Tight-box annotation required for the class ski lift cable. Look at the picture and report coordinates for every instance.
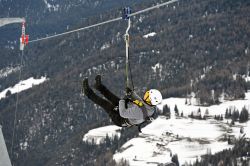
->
[29,0,178,43]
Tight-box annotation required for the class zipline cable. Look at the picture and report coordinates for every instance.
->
[29,0,178,43]
[29,17,122,43]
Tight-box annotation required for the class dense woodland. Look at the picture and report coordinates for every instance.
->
[0,0,250,165]
[193,137,250,166]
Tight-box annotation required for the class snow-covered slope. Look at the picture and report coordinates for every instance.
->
[0,66,20,79]
[159,91,250,117]
[0,77,47,100]
[0,18,24,27]
[113,91,250,165]
[83,91,250,165]
[113,117,237,166]
[143,32,156,38]
[83,125,121,144]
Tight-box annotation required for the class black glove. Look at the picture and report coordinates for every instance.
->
[126,87,133,94]
[125,87,133,100]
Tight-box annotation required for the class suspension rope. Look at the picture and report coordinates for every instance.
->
[29,0,178,43]
[125,18,131,89]
[11,50,24,162]
[129,0,178,17]
[29,17,122,43]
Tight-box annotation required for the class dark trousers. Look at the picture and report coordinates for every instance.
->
[85,85,127,127]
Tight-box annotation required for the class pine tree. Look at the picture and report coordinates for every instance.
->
[225,108,229,119]
[220,114,223,121]
[174,105,179,116]
[232,110,239,121]
[171,154,179,166]
[239,107,249,123]
[163,104,171,118]
[190,112,194,118]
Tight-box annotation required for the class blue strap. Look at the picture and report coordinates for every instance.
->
[122,7,131,20]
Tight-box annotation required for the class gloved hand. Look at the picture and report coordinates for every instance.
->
[125,87,133,100]
[126,87,133,94]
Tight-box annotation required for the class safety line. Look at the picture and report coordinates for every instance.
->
[29,0,178,43]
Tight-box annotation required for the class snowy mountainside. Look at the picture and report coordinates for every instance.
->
[0,0,250,165]
[0,18,24,27]
[83,91,250,165]
[0,76,47,100]
[83,125,121,144]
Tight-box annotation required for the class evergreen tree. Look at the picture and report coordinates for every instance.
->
[239,107,249,123]
[190,112,194,118]
[163,104,171,118]
[174,105,179,116]
[220,115,223,121]
[171,154,179,166]
[232,110,240,121]
[5,90,11,97]
[225,108,229,119]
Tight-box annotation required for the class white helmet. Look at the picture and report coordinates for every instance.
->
[143,89,163,105]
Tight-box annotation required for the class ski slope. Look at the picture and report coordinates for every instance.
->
[0,77,47,100]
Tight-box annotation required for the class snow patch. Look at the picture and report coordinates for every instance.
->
[20,141,28,150]
[0,66,20,79]
[143,32,156,38]
[100,43,110,51]
[43,0,59,11]
[152,63,162,73]
[0,76,47,100]
[83,125,121,145]
[0,18,24,27]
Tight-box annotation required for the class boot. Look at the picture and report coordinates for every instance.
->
[82,78,93,97]
[94,75,104,91]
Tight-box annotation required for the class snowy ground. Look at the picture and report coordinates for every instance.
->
[83,91,250,165]
[0,66,20,79]
[113,117,237,166]
[158,91,250,117]
[0,77,47,100]
[143,32,157,38]
[0,18,24,27]
[83,125,122,144]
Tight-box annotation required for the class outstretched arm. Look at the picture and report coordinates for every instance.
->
[126,88,143,102]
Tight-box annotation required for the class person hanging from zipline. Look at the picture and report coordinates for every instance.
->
[82,75,163,131]
[82,7,162,131]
